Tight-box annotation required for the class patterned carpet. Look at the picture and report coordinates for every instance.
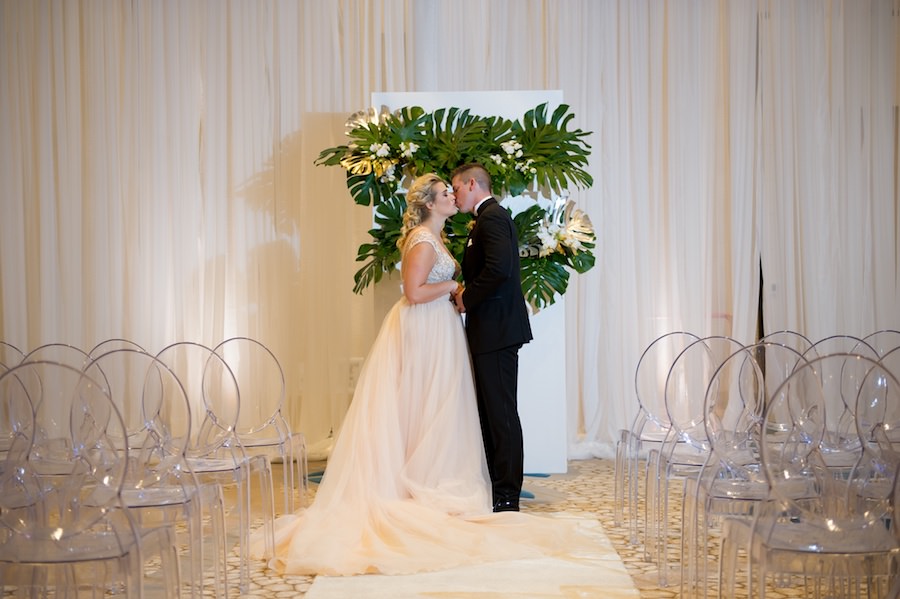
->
[235,458,808,599]
[2,458,820,598]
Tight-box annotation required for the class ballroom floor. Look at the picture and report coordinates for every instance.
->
[232,458,812,599]
[0,457,819,598]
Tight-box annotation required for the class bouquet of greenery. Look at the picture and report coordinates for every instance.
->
[315,102,596,310]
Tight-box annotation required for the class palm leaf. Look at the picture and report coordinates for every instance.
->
[520,257,570,311]
[352,195,405,293]
[318,102,596,296]
[347,173,397,206]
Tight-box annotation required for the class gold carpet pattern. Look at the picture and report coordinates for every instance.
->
[2,458,815,597]
[235,458,814,599]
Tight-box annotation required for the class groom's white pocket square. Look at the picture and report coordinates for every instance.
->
[467,239,473,247]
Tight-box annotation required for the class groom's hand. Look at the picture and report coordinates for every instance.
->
[453,285,466,313]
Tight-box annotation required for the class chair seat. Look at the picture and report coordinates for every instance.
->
[758,520,897,554]
[120,487,199,508]
[0,532,140,563]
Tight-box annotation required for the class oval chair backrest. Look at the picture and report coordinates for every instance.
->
[763,353,900,533]
[0,341,25,369]
[801,336,880,455]
[84,348,192,460]
[88,338,147,360]
[0,360,130,540]
[664,335,745,450]
[155,340,240,456]
[23,343,91,371]
[862,329,900,357]
[213,337,286,436]
[704,342,808,472]
[758,330,814,356]
[634,331,702,431]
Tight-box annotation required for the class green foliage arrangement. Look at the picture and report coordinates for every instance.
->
[315,102,596,310]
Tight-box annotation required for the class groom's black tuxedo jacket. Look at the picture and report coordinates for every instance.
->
[461,197,533,355]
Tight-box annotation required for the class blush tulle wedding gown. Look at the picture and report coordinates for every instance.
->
[253,229,592,576]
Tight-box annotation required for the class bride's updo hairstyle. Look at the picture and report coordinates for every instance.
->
[397,173,446,251]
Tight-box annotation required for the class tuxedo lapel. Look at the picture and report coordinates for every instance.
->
[463,197,495,268]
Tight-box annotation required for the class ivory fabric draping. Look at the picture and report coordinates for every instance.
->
[1,0,898,458]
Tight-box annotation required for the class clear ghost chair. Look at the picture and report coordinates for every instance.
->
[649,335,744,587]
[880,345,900,420]
[0,341,24,368]
[213,337,307,513]
[22,342,91,370]
[758,330,813,355]
[683,342,807,599]
[862,329,900,357]
[800,335,879,475]
[89,337,147,358]
[719,353,900,598]
[614,331,701,548]
[855,347,900,460]
[156,340,276,594]
[0,360,179,597]
[0,357,21,457]
[85,348,224,598]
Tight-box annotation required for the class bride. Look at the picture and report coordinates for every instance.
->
[255,173,592,576]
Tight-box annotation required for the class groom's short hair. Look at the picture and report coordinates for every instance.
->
[451,163,492,193]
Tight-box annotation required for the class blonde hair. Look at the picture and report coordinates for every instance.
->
[397,173,447,251]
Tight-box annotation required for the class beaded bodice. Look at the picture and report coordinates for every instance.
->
[406,229,458,284]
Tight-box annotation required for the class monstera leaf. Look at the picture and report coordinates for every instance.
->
[317,103,597,306]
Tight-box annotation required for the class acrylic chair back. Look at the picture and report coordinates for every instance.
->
[156,340,274,594]
[89,338,147,359]
[155,341,241,459]
[759,353,900,553]
[0,360,175,597]
[0,341,24,369]
[863,329,900,357]
[649,335,743,585]
[22,342,91,370]
[799,336,879,470]
[85,348,210,597]
[757,330,813,355]
[615,331,700,542]
[635,332,702,436]
[85,348,193,460]
[212,337,286,439]
[213,337,303,513]
[686,343,810,597]
[664,335,746,456]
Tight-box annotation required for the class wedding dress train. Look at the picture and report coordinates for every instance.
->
[253,230,593,576]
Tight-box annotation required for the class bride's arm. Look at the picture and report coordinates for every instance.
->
[402,241,458,304]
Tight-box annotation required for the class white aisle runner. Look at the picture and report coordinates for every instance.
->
[305,515,639,599]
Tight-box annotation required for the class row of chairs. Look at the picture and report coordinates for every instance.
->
[0,337,308,598]
[614,329,900,598]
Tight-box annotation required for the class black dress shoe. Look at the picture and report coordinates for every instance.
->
[493,499,519,512]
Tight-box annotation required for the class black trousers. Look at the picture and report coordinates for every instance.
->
[472,344,524,504]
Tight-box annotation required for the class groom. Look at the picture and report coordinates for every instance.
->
[451,163,533,513]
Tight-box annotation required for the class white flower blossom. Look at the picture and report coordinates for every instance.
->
[500,140,522,156]
[537,223,562,257]
[490,154,504,165]
[379,163,397,183]
[515,158,536,173]
[369,142,391,158]
[400,141,419,159]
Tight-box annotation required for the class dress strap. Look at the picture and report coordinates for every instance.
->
[406,228,440,254]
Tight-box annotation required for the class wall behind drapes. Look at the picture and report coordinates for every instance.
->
[2,0,898,458]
